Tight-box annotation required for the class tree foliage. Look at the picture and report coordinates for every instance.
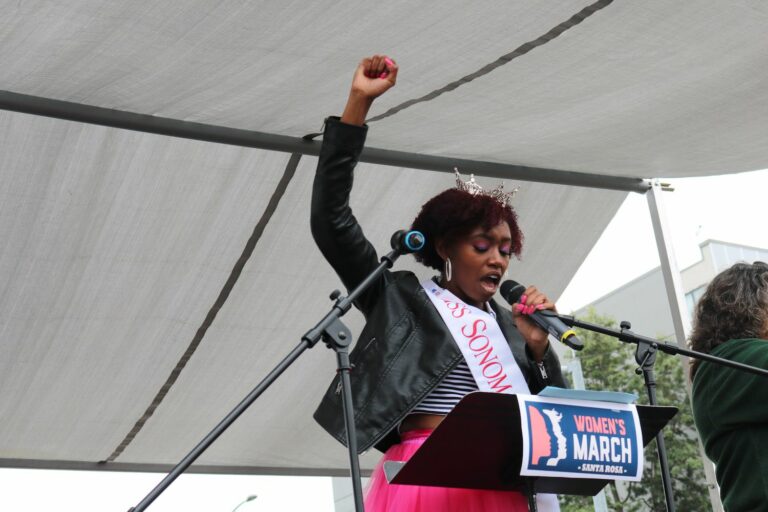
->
[558,309,710,512]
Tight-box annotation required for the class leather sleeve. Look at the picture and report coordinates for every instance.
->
[310,117,390,316]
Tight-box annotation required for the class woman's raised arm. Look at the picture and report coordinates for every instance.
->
[310,55,398,315]
[341,55,398,126]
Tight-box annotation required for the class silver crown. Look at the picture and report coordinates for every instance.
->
[454,168,518,207]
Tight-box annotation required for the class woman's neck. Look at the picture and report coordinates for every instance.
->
[438,277,482,309]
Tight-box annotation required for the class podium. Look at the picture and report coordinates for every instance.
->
[384,392,677,499]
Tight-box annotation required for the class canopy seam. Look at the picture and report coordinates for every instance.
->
[102,153,303,463]
[367,0,615,123]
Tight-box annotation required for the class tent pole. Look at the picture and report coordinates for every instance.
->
[0,90,648,193]
[646,181,723,512]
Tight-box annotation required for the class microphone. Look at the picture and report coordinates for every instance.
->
[390,230,425,254]
[499,280,584,351]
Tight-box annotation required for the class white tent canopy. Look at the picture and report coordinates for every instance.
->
[0,0,765,475]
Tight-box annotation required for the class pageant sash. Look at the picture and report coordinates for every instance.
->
[420,280,530,395]
[420,280,561,511]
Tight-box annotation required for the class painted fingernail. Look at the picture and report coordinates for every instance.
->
[379,71,389,78]
[520,294,528,304]
[526,305,536,315]
[384,57,394,66]
[536,304,545,310]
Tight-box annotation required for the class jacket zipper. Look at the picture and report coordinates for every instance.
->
[537,361,548,380]
[334,364,356,395]
[335,338,377,396]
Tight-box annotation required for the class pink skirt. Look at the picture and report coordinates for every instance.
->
[364,429,529,512]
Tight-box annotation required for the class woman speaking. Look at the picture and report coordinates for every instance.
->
[311,55,566,511]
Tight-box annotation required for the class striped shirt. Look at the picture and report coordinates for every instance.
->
[411,360,478,415]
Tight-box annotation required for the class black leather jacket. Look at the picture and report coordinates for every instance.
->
[311,117,566,454]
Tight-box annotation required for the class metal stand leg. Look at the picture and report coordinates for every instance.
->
[336,347,365,511]
[526,479,538,512]
[626,321,676,512]
[320,316,364,511]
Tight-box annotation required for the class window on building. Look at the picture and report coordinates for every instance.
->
[685,286,706,317]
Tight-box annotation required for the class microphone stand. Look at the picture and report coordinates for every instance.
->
[557,314,768,512]
[128,231,421,512]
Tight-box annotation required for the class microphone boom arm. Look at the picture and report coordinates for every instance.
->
[555,314,768,378]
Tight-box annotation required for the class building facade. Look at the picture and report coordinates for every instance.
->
[574,240,768,338]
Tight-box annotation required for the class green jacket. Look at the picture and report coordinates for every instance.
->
[692,338,768,512]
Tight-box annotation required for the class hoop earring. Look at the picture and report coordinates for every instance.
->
[444,258,452,282]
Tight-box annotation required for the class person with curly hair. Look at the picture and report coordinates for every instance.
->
[311,55,565,511]
[690,261,768,512]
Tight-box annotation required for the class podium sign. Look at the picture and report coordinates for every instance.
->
[518,395,643,481]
